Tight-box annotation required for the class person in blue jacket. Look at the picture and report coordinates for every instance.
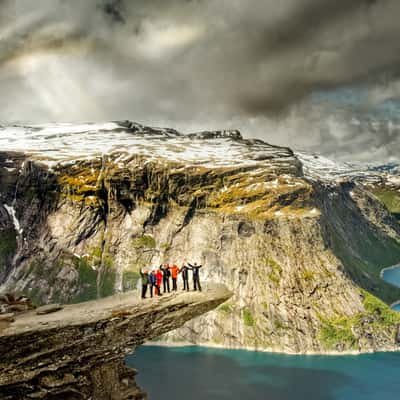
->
[148,269,157,298]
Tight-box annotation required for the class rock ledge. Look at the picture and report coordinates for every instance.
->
[0,283,231,399]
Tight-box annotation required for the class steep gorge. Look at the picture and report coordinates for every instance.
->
[1,123,400,354]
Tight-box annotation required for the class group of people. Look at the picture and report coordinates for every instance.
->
[140,261,203,299]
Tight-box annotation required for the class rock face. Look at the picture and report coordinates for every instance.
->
[0,283,231,399]
[1,121,400,354]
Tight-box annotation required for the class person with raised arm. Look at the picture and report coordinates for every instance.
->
[188,261,202,291]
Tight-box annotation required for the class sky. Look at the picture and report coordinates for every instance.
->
[0,0,399,163]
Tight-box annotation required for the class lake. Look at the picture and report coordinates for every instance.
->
[128,265,400,399]
[381,265,400,289]
[127,345,400,400]
[381,264,400,310]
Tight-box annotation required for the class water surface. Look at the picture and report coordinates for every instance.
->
[128,346,400,400]
[381,265,400,288]
[381,264,400,310]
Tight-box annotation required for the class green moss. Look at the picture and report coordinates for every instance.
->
[132,235,156,249]
[26,287,44,307]
[0,229,17,271]
[99,268,116,298]
[319,289,400,350]
[122,270,140,291]
[373,189,400,215]
[91,246,103,259]
[103,254,114,269]
[274,319,286,330]
[218,303,233,314]
[160,243,171,252]
[265,257,282,285]
[74,257,98,303]
[243,308,255,327]
[319,316,357,349]
[20,260,69,305]
[302,269,316,281]
[361,289,400,326]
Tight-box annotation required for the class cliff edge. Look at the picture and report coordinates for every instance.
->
[0,283,231,399]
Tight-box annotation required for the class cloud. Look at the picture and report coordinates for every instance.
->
[0,0,399,162]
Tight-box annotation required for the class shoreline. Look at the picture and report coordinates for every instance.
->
[380,263,400,309]
[380,263,400,279]
[144,340,400,357]
[143,264,400,357]
[390,300,400,308]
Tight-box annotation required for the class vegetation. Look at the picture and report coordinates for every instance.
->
[362,289,400,327]
[274,319,286,330]
[243,308,255,327]
[373,189,400,217]
[132,235,156,249]
[160,243,171,252]
[218,302,234,314]
[301,269,316,281]
[319,315,357,350]
[122,270,141,291]
[74,257,98,303]
[319,289,400,350]
[58,167,103,207]
[59,169,99,193]
[0,229,17,271]
[266,257,282,285]
[99,267,116,298]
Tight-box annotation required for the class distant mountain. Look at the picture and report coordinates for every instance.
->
[297,151,400,187]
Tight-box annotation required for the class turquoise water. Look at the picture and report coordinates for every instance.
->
[381,265,400,288]
[381,264,400,311]
[127,346,400,400]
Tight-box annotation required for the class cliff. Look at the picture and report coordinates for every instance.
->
[0,283,231,399]
[1,121,400,354]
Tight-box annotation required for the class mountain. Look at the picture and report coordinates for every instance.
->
[1,121,400,354]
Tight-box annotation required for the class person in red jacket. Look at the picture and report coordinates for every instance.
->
[155,267,163,296]
[169,263,180,291]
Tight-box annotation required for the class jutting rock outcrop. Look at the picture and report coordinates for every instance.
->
[0,283,231,399]
[1,121,400,355]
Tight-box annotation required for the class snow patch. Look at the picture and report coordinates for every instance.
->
[0,121,296,169]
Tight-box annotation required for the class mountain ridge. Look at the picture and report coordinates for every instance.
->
[1,122,400,354]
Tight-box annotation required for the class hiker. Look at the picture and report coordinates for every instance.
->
[140,268,149,299]
[188,262,202,291]
[180,263,190,291]
[155,267,163,296]
[149,270,157,298]
[160,263,171,293]
[169,263,180,291]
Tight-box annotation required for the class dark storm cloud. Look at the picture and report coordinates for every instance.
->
[0,0,399,162]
